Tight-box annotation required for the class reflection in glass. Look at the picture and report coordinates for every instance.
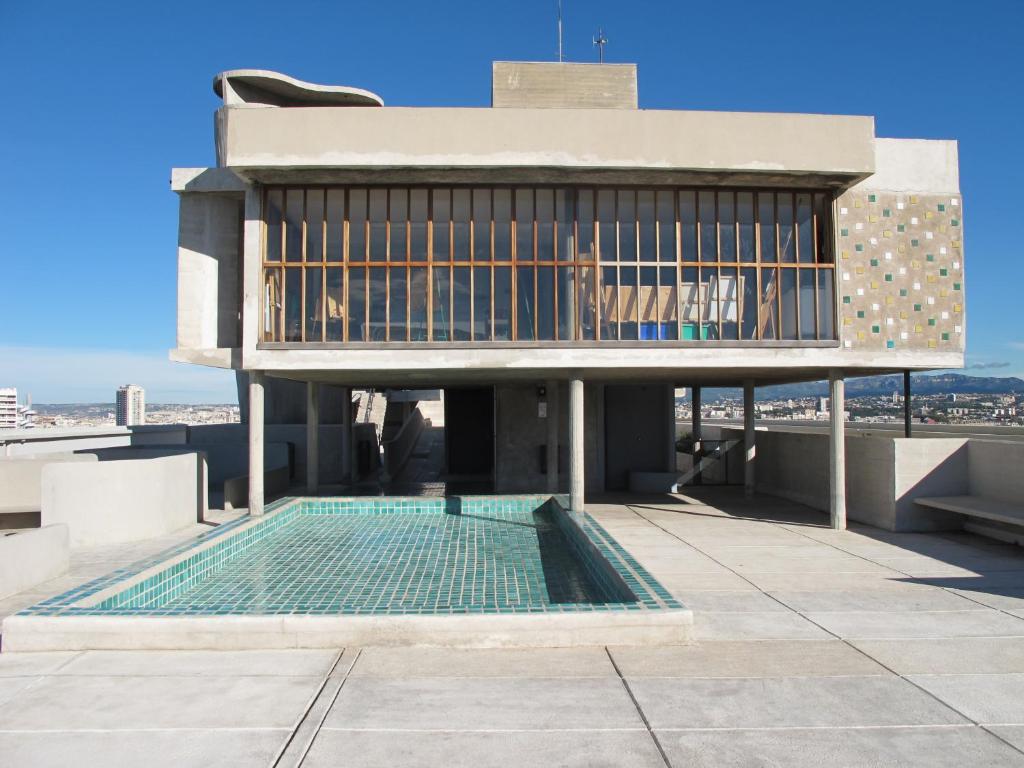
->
[578,266,596,341]
[494,266,512,340]
[515,189,533,262]
[700,268,719,340]
[410,190,428,262]
[639,266,657,339]
[720,267,739,340]
[472,189,490,262]
[517,266,535,340]
[597,190,615,261]
[557,266,575,340]
[797,193,813,264]
[659,266,678,340]
[368,267,387,341]
[326,267,343,341]
[494,190,512,262]
[369,189,387,262]
[600,266,617,340]
[799,267,816,340]
[285,267,302,341]
[389,266,407,341]
[817,270,835,340]
[577,190,595,260]
[618,190,636,261]
[409,267,428,341]
[657,191,675,262]
[619,264,638,340]
[285,190,303,262]
[305,267,323,341]
[814,193,832,263]
[738,192,755,263]
[263,268,282,341]
[778,194,795,263]
[431,266,450,341]
[638,190,655,262]
[265,190,283,262]
[719,192,736,262]
[349,189,367,261]
[758,192,776,263]
[537,266,555,340]
[680,266,700,339]
[679,192,697,262]
[759,267,778,340]
[432,190,450,261]
[348,267,365,341]
[473,265,491,340]
[556,189,573,262]
[326,190,344,261]
[699,190,716,262]
[452,266,471,341]
[453,189,470,262]
[740,267,757,340]
[305,189,323,262]
[536,189,554,261]
[389,189,407,262]
[780,268,797,339]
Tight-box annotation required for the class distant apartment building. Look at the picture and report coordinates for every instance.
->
[0,388,35,430]
[116,385,146,426]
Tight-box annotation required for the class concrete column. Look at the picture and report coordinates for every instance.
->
[248,371,265,516]
[829,369,846,530]
[306,381,319,495]
[743,379,756,498]
[569,377,585,512]
[546,379,559,493]
[692,386,703,485]
[904,370,913,439]
[341,387,353,483]
[666,386,678,472]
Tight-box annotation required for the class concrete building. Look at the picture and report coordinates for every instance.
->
[0,389,19,430]
[115,385,145,427]
[171,63,965,524]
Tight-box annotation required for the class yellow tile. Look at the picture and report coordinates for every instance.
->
[954,303,962,313]
[900,311,907,319]
[915,324,923,333]
[928,339,937,348]
[858,331,866,340]
[883,230,892,238]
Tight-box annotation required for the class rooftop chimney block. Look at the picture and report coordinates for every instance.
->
[491,62,638,109]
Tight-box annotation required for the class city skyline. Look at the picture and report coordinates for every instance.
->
[3,0,1022,401]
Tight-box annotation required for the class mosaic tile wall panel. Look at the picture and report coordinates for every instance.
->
[836,190,964,353]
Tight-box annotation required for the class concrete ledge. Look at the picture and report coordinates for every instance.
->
[915,495,1024,528]
[0,524,69,600]
[0,609,692,651]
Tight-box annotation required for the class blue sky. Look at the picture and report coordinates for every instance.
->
[2,0,1022,403]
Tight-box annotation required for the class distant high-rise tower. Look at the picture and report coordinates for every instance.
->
[116,384,146,426]
[0,388,18,429]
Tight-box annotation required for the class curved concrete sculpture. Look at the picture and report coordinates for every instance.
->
[214,69,383,108]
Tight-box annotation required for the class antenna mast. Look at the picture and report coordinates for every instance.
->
[593,28,608,63]
[557,0,563,62]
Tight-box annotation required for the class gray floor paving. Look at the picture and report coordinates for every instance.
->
[2,489,1024,766]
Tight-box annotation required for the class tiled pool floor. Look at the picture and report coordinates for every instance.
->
[157,507,614,614]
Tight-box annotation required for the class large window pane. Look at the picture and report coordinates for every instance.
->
[679,191,697,262]
[284,267,302,341]
[369,189,387,262]
[306,189,323,262]
[431,265,450,341]
[798,267,816,340]
[718,192,736,262]
[758,192,776,263]
[452,265,471,340]
[556,189,573,262]
[472,188,490,262]
[494,189,512,262]
[285,190,303,262]
[657,191,675,262]
[780,268,797,339]
[536,189,554,261]
[720,267,739,340]
[389,266,407,341]
[494,266,512,340]
[738,192,755,262]
[759,267,779,340]
[410,190,428,262]
[619,264,638,340]
[409,267,428,341]
[473,265,491,340]
[368,267,387,340]
[557,266,575,340]
[578,266,596,340]
[638,190,655,262]
[349,189,367,261]
[740,267,757,340]
[597,190,615,261]
[699,190,716,262]
[263,268,282,341]
[577,190,595,260]
[600,265,617,340]
[390,189,407,262]
[639,266,657,339]
[618,190,636,261]
[660,266,678,340]
[326,190,344,261]
[537,265,555,340]
[348,267,366,341]
[814,193,833,264]
[265,190,283,262]
[515,189,533,262]
[326,267,343,341]
[817,269,835,340]
[700,268,719,340]
[432,189,450,261]
[797,193,813,264]
[680,266,701,339]
[516,266,535,340]
[778,193,795,263]
[305,266,323,341]
[453,189,470,261]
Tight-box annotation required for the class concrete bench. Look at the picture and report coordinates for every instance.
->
[915,496,1024,544]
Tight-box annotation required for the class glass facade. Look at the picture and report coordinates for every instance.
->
[261,186,836,344]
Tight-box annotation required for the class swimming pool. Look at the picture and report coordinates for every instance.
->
[7,496,691,649]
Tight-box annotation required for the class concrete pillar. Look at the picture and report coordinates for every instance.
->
[569,377,585,512]
[341,387,353,483]
[692,386,703,485]
[306,381,319,495]
[829,369,846,530]
[546,379,559,493]
[743,379,756,498]
[904,370,913,439]
[248,371,265,516]
[666,386,678,472]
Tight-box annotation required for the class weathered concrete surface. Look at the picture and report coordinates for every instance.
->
[0,525,69,600]
[1,490,1023,765]
[492,61,638,110]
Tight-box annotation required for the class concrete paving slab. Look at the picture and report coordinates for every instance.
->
[0,651,79,677]
[658,725,1023,767]
[989,726,1024,753]
[629,676,967,729]
[910,673,1024,725]
[950,589,1024,611]
[669,590,788,612]
[740,572,919,592]
[852,638,1024,675]
[0,728,289,768]
[0,676,40,708]
[694,611,831,640]
[350,647,615,678]
[54,649,339,677]
[324,677,642,731]
[654,572,756,591]
[770,588,986,613]
[805,610,1024,639]
[0,673,323,730]
[609,640,886,678]
[305,729,663,768]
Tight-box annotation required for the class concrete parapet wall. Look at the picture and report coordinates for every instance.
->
[41,454,203,547]
[967,440,1024,506]
[0,425,187,457]
[0,454,98,515]
[0,524,69,600]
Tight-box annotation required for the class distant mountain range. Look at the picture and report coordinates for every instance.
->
[691,374,1024,402]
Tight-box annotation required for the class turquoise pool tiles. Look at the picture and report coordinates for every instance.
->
[19,496,683,618]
